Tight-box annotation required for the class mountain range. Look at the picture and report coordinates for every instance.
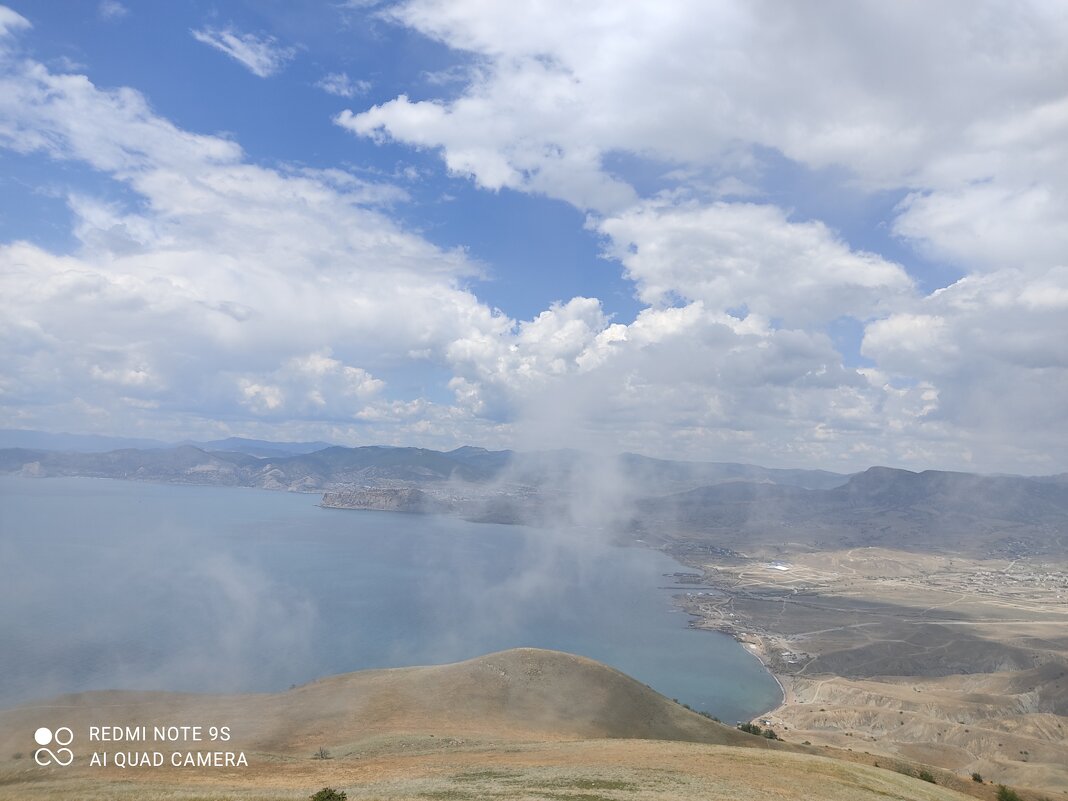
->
[2,435,1066,558]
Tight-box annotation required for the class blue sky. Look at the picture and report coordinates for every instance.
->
[0,1,1066,472]
[0,0,628,321]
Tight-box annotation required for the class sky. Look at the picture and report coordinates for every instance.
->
[0,1,1066,473]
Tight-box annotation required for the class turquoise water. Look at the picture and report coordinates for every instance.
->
[0,476,781,721]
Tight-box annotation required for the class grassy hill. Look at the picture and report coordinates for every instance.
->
[0,649,995,801]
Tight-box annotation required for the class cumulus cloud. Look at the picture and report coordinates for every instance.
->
[443,293,914,465]
[340,0,1068,295]
[329,0,1068,471]
[349,1,1067,200]
[190,26,296,78]
[0,33,507,443]
[236,350,385,418]
[2,3,1067,471]
[599,199,914,325]
[862,267,1068,465]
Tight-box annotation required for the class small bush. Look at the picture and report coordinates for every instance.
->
[917,769,936,783]
[737,722,762,736]
[971,772,983,783]
[310,789,347,801]
[313,746,331,760]
[996,786,1022,801]
[762,728,779,740]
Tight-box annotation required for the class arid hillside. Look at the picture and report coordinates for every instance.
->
[0,648,994,801]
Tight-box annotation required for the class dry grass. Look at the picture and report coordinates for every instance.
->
[0,648,1006,801]
[680,548,1068,795]
[0,739,980,801]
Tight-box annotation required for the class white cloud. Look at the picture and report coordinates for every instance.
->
[316,71,370,98]
[2,4,1067,471]
[599,199,914,325]
[236,350,385,418]
[337,78,639,212]
[0,37,510,441]
[894,181,1068,274]
[190,26,296,78]
[359,1,1067,195]
[0,61,242,171]
[443,294,913,464]
[341,0,1068,278]
[329,0,1068,471]
[0,5,29,37]
[98,1,127,20]
[862,266,1068,467]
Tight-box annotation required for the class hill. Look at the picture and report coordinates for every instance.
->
[0,649,758,752]
[0,649,985,801]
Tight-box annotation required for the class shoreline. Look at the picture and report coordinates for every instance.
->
[660,548,788,721]
[736,636,789,713]
[682,610,788,720]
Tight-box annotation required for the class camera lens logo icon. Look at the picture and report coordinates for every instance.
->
[34,726,74,766]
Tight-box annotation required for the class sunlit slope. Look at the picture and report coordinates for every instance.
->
[0,648,759,751]
[0,649,979,801]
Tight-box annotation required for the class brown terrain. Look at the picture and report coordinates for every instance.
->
[0,648,1002,801]
[668,547,1068,796]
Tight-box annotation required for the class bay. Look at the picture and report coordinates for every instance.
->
[0,476,781,722]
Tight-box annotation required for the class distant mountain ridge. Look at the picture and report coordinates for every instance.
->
[0,428,172,452]
[639,465,1068,556]
[3,440,1067,557]
[0,429,335,457]
[0,440,849,491]
[180,436,336,457]
[0,443,496,489]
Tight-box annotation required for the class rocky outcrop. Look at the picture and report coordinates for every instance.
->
[321,486,452,514]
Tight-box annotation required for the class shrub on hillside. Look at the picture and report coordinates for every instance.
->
[310,788,347,801]
[996,785,1022,801]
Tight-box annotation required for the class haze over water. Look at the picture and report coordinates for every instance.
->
[0,476,781,722]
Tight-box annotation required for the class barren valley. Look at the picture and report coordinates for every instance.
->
[670,547,1068,795]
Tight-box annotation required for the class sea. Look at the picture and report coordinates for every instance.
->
[0,476,782,722]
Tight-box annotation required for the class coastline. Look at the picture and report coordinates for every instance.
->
[736,635,789,713]
[683,611,788,720]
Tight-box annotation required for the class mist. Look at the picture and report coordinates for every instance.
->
[0,474,782,721]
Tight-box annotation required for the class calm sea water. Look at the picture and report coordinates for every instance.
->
[0,476,781,721]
